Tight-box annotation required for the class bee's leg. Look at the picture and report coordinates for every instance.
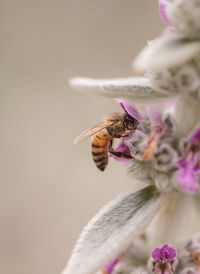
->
[109,150,133,159]
[114,134,129,138]
[108,141,133,159]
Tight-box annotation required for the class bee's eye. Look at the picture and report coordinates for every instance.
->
[126,115,138,128]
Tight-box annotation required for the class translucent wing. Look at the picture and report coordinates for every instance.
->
[73,121,116,144]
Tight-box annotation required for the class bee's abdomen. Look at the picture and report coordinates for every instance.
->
[91,131,110,171]
[92,150,108,171]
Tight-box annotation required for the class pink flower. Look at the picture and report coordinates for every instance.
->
[176,126,200,193]
[152,244,176,263]
[110,99,143,162]
[151,244,177,274]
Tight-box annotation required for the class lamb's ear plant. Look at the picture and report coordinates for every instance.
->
[63,1,200,273]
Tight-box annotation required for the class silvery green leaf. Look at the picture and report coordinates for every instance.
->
[112,237,149,274]
[134,34,200,72]
[62,185,165,274]
[69,77,167,100]
[175,94,200,137]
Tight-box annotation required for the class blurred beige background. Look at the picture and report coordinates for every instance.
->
[1,1,164,274]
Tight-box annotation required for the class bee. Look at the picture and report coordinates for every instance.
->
[74,112,138,171]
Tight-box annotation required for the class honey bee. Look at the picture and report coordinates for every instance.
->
[74,112,138,171]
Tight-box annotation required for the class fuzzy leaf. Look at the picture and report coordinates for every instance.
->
[134,35,200,72]
[69,77,167,100]
[62,185,165,274]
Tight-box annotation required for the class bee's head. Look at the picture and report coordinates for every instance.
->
[124,114,138,130]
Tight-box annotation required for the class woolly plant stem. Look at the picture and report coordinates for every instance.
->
[175,94,200,137]
[147,192,194,252]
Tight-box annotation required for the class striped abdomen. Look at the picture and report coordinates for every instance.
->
[91,129,112,171]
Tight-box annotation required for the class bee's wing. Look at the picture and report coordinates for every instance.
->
[73,121,115,144]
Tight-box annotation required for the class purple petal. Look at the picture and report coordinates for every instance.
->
[110,139,131,163]
[161,244,176,263]
[176,132,200,194]
[158,0,173,27]
[177,150,200,169]
[189,126,200,146]
[176,167,198,193]
[152,247,162,262]
[114,98,143,121]
[148,107,164,126]
[167,249,176,263]
[176,157,187,169]
[115,142,130,153]
[102,258,119,274]
[194,164,200,173]
[160,245,170,259]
